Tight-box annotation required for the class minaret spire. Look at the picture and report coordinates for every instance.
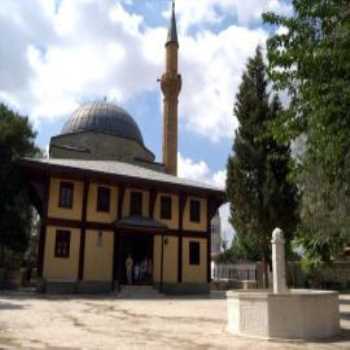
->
[166,1,178,47]
[161,0,182,175]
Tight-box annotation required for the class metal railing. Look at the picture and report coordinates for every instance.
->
[211,262,257,281]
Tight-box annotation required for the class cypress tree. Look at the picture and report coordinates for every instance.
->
[226,47,298,286]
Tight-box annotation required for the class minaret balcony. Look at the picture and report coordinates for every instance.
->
[161,73,182,97]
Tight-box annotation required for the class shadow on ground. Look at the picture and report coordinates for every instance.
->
[340,311,350,320]
[0,289,227,301]
[308,328,350,344]
[0,301,27,310]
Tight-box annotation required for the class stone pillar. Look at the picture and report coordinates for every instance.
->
[271,228,288,294]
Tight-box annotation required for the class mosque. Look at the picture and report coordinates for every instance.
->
[20,4,224,294]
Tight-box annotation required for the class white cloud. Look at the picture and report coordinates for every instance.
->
[0,0,273,141]
[0,0,56,117]
[178,153,211,184]
[0,0,160,124]
[276,25,289,36]
[179,26,267,141]
[27,1,162,123]
[166,0,292,32]
[212,169,227,189]
[178,153,234,242]
[177,153,227,190]
[219,203,234,244]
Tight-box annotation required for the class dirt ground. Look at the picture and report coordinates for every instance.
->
[0,290,349,350]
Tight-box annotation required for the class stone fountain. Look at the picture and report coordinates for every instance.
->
[226,228,340,340]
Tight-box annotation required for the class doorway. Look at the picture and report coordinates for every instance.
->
[119,233,154,285]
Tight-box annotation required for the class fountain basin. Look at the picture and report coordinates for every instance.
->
[226,289,340,340]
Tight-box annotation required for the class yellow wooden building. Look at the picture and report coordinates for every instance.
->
[20,4,224,294]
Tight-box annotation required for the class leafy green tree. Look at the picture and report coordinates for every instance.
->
[295,155,350,267]
[0,103,39,264]
[226,47,299,285]
[216,234,262,264]
[263,0,350,264]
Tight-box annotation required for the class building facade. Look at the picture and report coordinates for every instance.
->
[20,3,224,294]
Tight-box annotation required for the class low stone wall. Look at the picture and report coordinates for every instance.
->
[210,279,257,291]
[210,279,240,291]
[0,268,28,289]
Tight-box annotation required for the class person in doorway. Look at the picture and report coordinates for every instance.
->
[125,254,133,285]
[134,263,140,284]
[141,257,148,282]
[147,258,153,280]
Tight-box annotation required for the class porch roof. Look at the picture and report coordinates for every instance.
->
[115,216,168,232]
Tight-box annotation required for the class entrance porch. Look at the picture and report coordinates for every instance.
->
[114,215,167,292]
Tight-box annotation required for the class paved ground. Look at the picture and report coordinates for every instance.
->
[0,290,349,349]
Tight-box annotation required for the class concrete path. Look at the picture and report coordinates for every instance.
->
[0,291,349,349]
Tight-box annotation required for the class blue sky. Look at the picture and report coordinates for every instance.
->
[0,0,291,242]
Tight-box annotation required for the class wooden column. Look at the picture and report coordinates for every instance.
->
[113,230,120,290]
[207,227,211,283]
[207,198,217,283]
[149,189,157,218]
[177,193,186,283]
[113,185,125,288]
[160,233,164,292]
[78,179,89,281]
[37,176,49,278]
[117,186,125,220]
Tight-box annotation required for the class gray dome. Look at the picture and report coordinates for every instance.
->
[61,102,144,145]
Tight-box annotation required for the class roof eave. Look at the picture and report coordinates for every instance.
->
[18,158,226,201]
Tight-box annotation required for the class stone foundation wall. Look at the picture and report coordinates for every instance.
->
[155,282,210,295]
[42,281,114,294]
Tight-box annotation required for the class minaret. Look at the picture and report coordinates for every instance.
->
[161,1,181,176]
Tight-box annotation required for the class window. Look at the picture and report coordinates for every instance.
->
[58,181,74,209]
[130,191,143,216]
[97,186,111,212]
[160,195,172,220]
[55,230,71,258]
[190,199,201,223]
[189,241,200,265]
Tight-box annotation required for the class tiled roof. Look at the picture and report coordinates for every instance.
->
[22,158,224,196]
